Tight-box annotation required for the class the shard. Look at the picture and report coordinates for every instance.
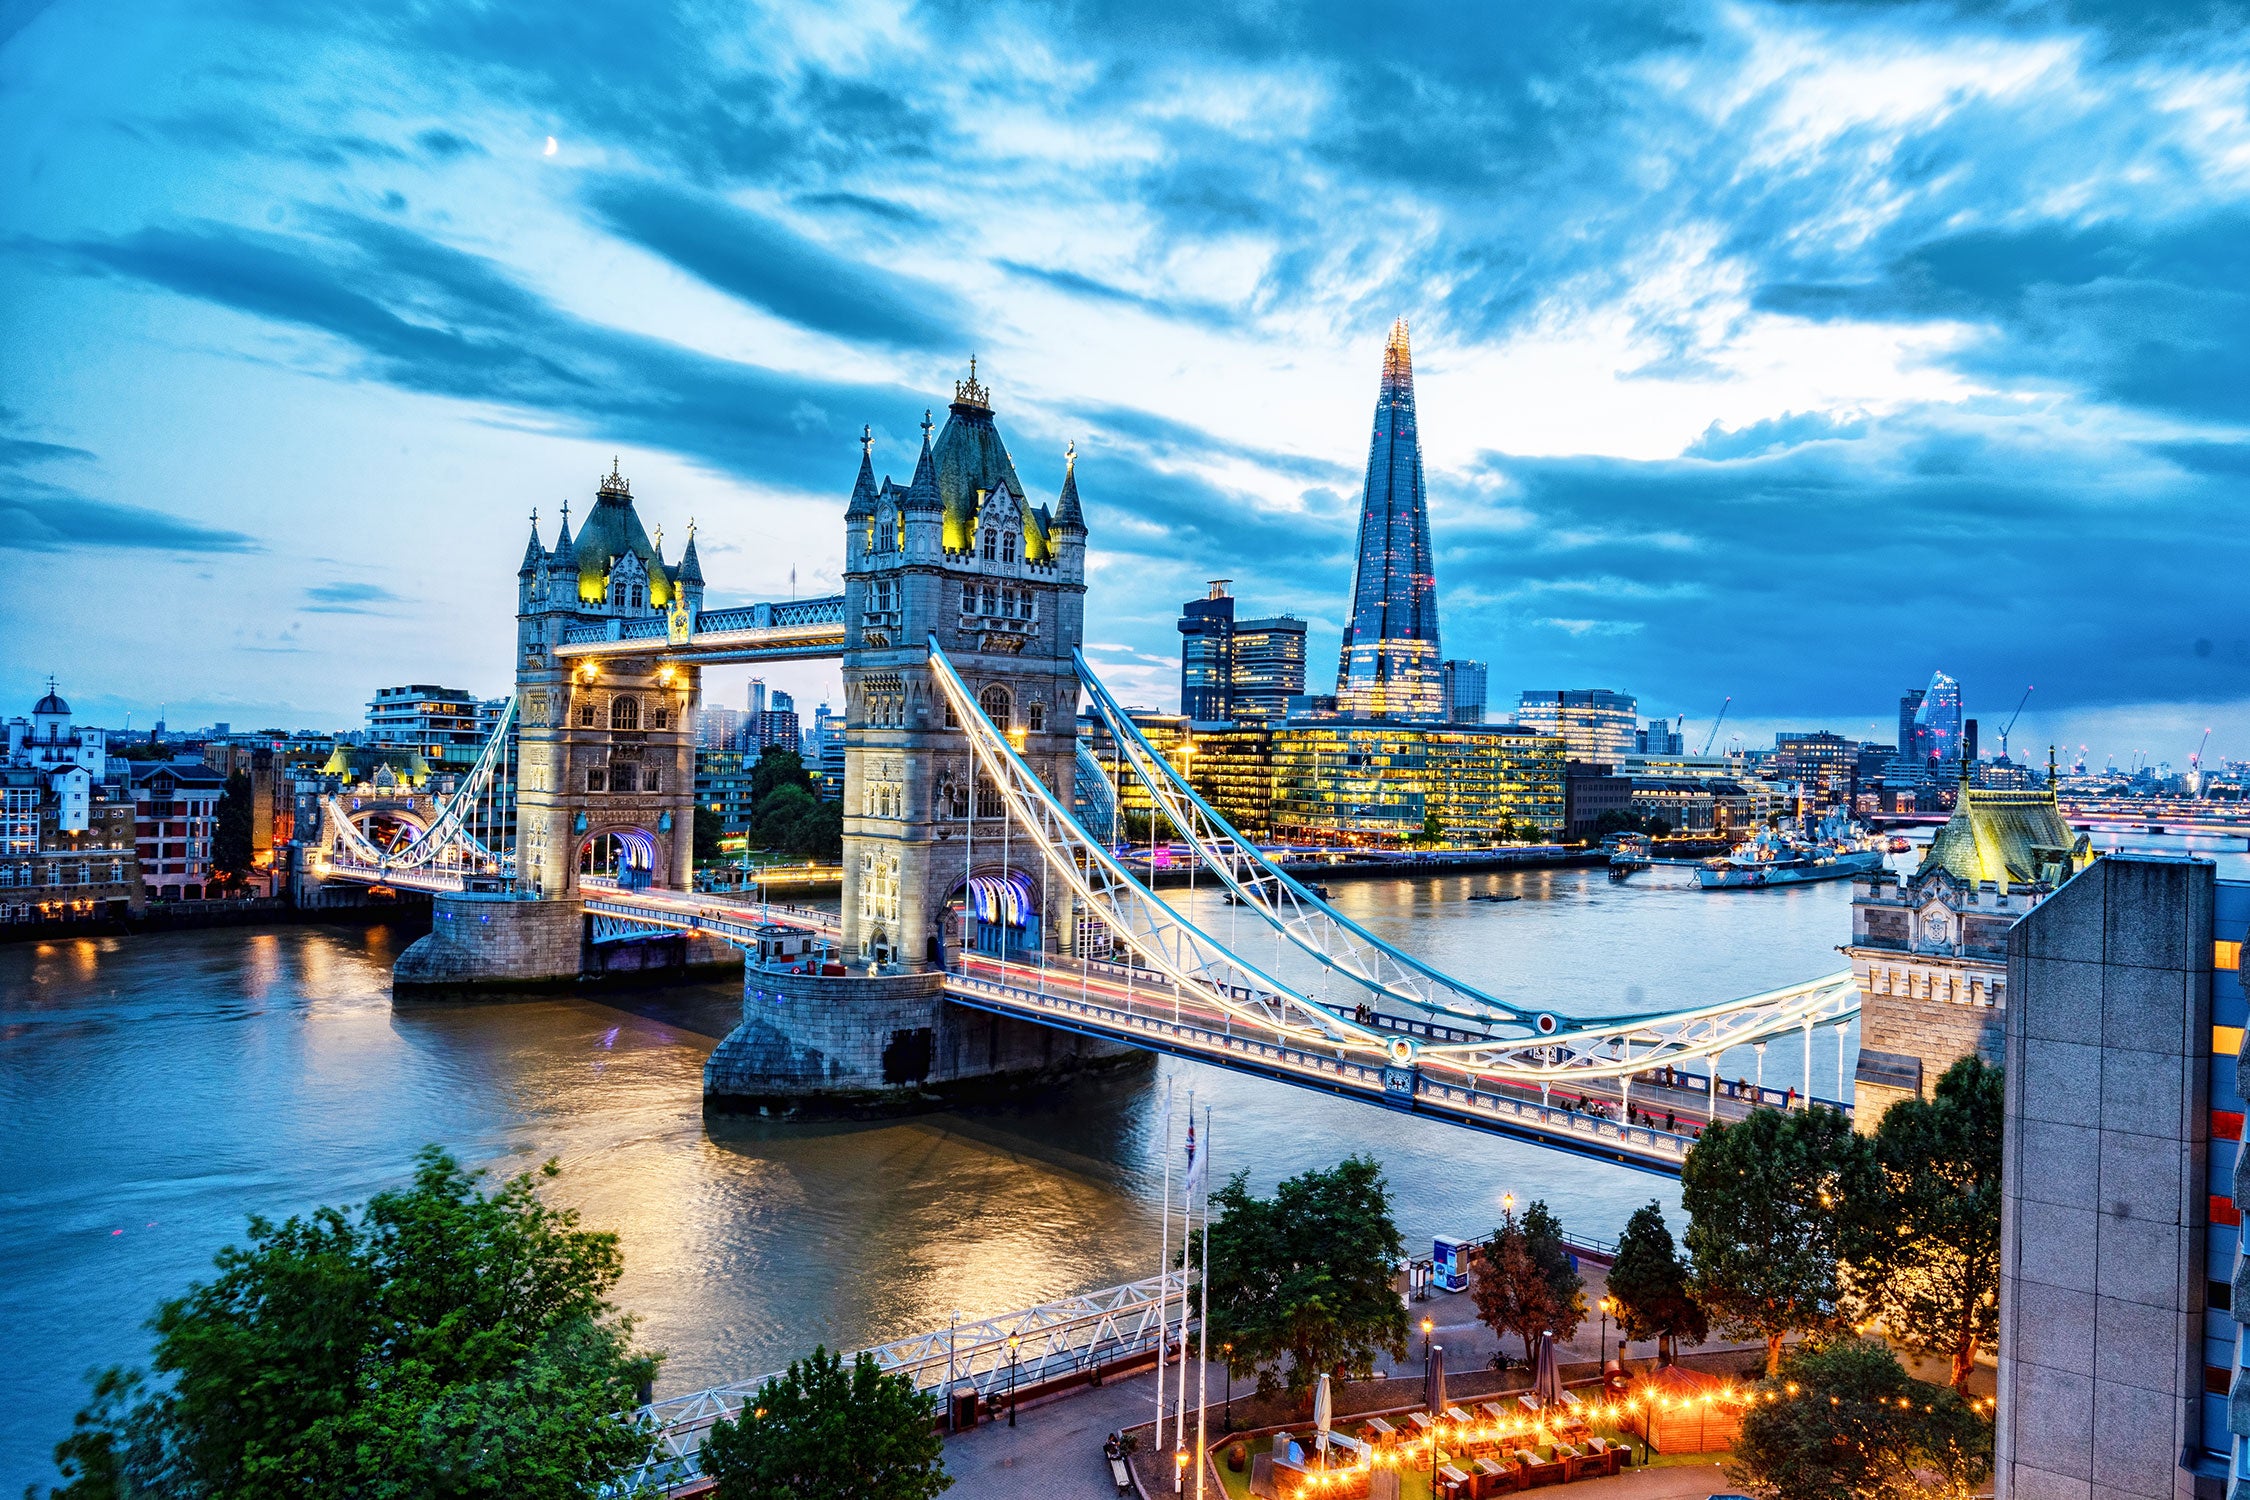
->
[1336,318,1443,719]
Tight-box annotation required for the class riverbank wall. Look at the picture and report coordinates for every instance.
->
[704,965,1145,1116]
[0,888,431,946]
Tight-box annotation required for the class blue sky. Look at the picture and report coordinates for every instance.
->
[2,0,2247,765]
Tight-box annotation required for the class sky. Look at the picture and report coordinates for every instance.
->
[2,0,2248,768]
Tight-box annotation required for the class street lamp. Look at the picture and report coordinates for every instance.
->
[1421,1316,1434,1359]
[1222,1343,1234,1433]
[1501,1191,1516,1216]
[1006,1333,1020,1428]
[1598,1295,1613,1370]
[1174,1445,1188,1495]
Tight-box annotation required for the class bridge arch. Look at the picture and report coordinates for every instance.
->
[933,868,1042,962]
[580,824,661,890]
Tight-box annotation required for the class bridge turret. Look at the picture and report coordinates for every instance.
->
[1052,442,1086,587]
[901,411,943,562]
[676,524,704,616]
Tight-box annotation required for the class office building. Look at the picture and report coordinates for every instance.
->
[1269,721,1563,843]
[811,703,845,798]
[1635,719,1683,755]
[759,689,800,756]
[1904,670,1963,768]
[1564,763,1633,840]
[1773,730,1860,807]
[698,704,744,751]
[695,749,757,836]
[1441,660,1488,724]
[366,684,485,770]
[1231,615,1307,723]
[1515,690,1639,767]
[1178,580,1236,721]
[1335,319,1443,719]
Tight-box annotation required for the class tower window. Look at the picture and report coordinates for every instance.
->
[586,768,606,792]
[1028,701,1047,732]
[611,764,637,793]
[610,696,641,731]
[650,705,670,730]
[1001,531,1016,563]
[629,585,644,610]
[982,529,997,561]
[979,684,1013,731]
[576,699,597,728]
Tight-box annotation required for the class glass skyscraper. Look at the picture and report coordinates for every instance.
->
[1336,319,1443,719]
[1911,669,1963,767]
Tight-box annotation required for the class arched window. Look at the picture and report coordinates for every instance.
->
[576,698,597,728]
[979,684,1012,730]
[1001,530,1016,563]
[981,529,997,561]
[610,696,640,731]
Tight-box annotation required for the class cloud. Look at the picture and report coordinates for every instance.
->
[0,417,258,554]
[302,580,405,614]
[584,177,971,352]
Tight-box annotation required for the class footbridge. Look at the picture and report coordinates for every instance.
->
[308,372,1857,1169]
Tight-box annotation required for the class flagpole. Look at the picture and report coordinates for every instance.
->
[1155,1077,1172,1450]
[1175,1092,1195,1456]
[1194,1106,1212,1500]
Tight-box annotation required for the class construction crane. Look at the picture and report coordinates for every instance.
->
[1997,685,2033,762]
[2193,727,2214,788]
[1700,696,1732,756]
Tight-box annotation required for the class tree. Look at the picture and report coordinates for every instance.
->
[1606,1201,1706,1364]
[1410,811,1445,846]
[1727,1340,1991,1500]
[1850,1056,2002,1392]
[1682,1104,1876,1374]
[693,804,727,867]
[1469,1204,1584,1361]
[746,748,843,861]
[1206,1156,1407,1404]
[700,1345,950,1500]
[39,1148,657,1499]
[210,769,255,890]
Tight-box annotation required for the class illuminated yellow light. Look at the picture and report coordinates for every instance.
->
[2216,1025,2244,1057]
[2219,940,2242,971]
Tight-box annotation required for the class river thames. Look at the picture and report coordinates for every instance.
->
[0,841,2208,1488]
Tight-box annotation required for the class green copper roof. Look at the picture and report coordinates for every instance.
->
[1918,775,2090,888]
[572,465,671,607]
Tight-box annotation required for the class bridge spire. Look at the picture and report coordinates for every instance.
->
[847,423,880,521]
[903,409,941,513]
[1054,440,1085,535]
[518,507,545,576]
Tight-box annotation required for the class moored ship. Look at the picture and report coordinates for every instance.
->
[1697,809,1888,890]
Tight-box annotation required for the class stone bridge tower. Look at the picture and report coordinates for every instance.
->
[512,462,704,900]
[840,366,1087,966]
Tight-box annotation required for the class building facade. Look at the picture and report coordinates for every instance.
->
[0,685,142,922]
[367,684,486,770]
[1441,659,1488,724]
[127,758,227,900]
[1336,320,1443,720]
[1516,690,1639,767]
[1773,730,1860,807]
[838,370,1087,966]
[1843,768,2093,1125]
[1178,580,1236,721]
[1268,721,1564,842]
[1230,615,1306,723]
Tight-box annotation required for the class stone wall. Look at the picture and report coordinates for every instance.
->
[705,967,1143,1114]
[393,893,586,996]
[1996,855,2215,1500]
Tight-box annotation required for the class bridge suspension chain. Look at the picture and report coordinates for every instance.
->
[319,696,519,879]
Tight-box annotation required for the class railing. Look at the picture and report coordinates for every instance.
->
[617,1271,1193,1492]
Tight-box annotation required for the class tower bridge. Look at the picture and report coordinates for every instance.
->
[308,363,1857,1174]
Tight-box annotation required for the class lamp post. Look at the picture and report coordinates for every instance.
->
[1174,1445,1188,1495]
[1222,1343,1234,1433]
[1598,1296,1613,1371]
[1422,1316,1434,1359]
[1006,1333,1020,1428]
[1501,1191,1516,1216]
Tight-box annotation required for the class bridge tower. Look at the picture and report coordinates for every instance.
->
[513,461,704,899]
[840,365,1087,967]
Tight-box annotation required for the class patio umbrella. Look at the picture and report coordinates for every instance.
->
[1532,1330,1562,1408]
[1427,1343,1447,1416]
[1314,1372,1332,1467]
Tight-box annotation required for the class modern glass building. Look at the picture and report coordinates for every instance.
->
[1177,580,1236,721]
[1269,722,1563,843]
[1336,319,1443,720]
[1910,670,1963,767]
[1515,689,1639,767]
[1441,659,1488,724]
[1231,615,1308,723]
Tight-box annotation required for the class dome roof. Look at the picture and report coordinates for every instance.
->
[33,692,68,716]
[572,464,671,607]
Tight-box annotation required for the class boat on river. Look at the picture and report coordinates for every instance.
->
[1697,809,1887,890]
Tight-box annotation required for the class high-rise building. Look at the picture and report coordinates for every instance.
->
[758,688,800,756]
[1635,719,1683,755]
[1440,660,1487,724]
[697,705,742,751]
[1178,580,1236,721]
[1514,690,1638,767]
[1230,615,1306,723]
[1911,670,1963,767]
[1335,319,1442,719]
[366,684,485,769]
[1896,687,1926,761]
[1773,730,1860,807]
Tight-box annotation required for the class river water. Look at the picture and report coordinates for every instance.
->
[2,836,2233,1488]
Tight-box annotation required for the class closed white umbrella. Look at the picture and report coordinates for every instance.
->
[1314,1371,1332,1468]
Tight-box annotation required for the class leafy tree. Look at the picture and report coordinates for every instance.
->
[1410,811,1445,846]
[38,1148,657,1500]
[1469,1204,1584,1360]
[1645,817,1674,838]
[211,770,256,889]
[1727,1340,1991,1500]
[1849,1056,2002,1392]
[1605,1201,1706,1364]
[1206,1156,1407,1404]
[692,803,726,867]
[746,748,843,861]
[700,1345,949,1500]
[1682,1104,1876,1374]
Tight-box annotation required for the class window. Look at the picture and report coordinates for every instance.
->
[629,584,644,610]
[577,699,597,728]
[975,775,1003,819]
[587,768,606,792]
[981,585,997,615]
[650,705,670,730]
[1001,530,1016,563]
[611,697,640,731]
[612,764,636,793]
[644,768,661,793]
[1028,701,1046,733]
[979,684,1012,731]
[945,698,959,728]
[981,529,996,561]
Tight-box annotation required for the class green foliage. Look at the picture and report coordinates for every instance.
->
[1470,1203,1585,1360]
[1605,1201,1706,1362]
[699,1346,949,1500]
[746,748,841,860]
[1727,1340,1991,1500]
[1682,1104,1876,1373]
[1849,1057,2002,1392]
[38,1148,658,1500]
[1409,811,1445,846]
[211,770,255,888]
[692,804,726,867]
[1206,1156,1408,1403]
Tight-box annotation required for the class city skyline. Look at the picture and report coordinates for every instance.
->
[4,2,2248,764]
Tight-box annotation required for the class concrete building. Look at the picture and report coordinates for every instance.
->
[698,704,744,751]
[1441,659,1488,724]
[366,684,486,770]
[1231,614,1307,724]
[695,749,756,836]
[1773,729,1860,807]
[1846,767,2094,1125]
[1994,853,2240,1499]
[127,758,227,900]
[1636,718,1683,755]
[1564,762,1633,840]
[0,686,143,922]
[1516,689,1639,767]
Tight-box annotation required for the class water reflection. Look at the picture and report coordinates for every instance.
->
[0,864,1900,1487]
